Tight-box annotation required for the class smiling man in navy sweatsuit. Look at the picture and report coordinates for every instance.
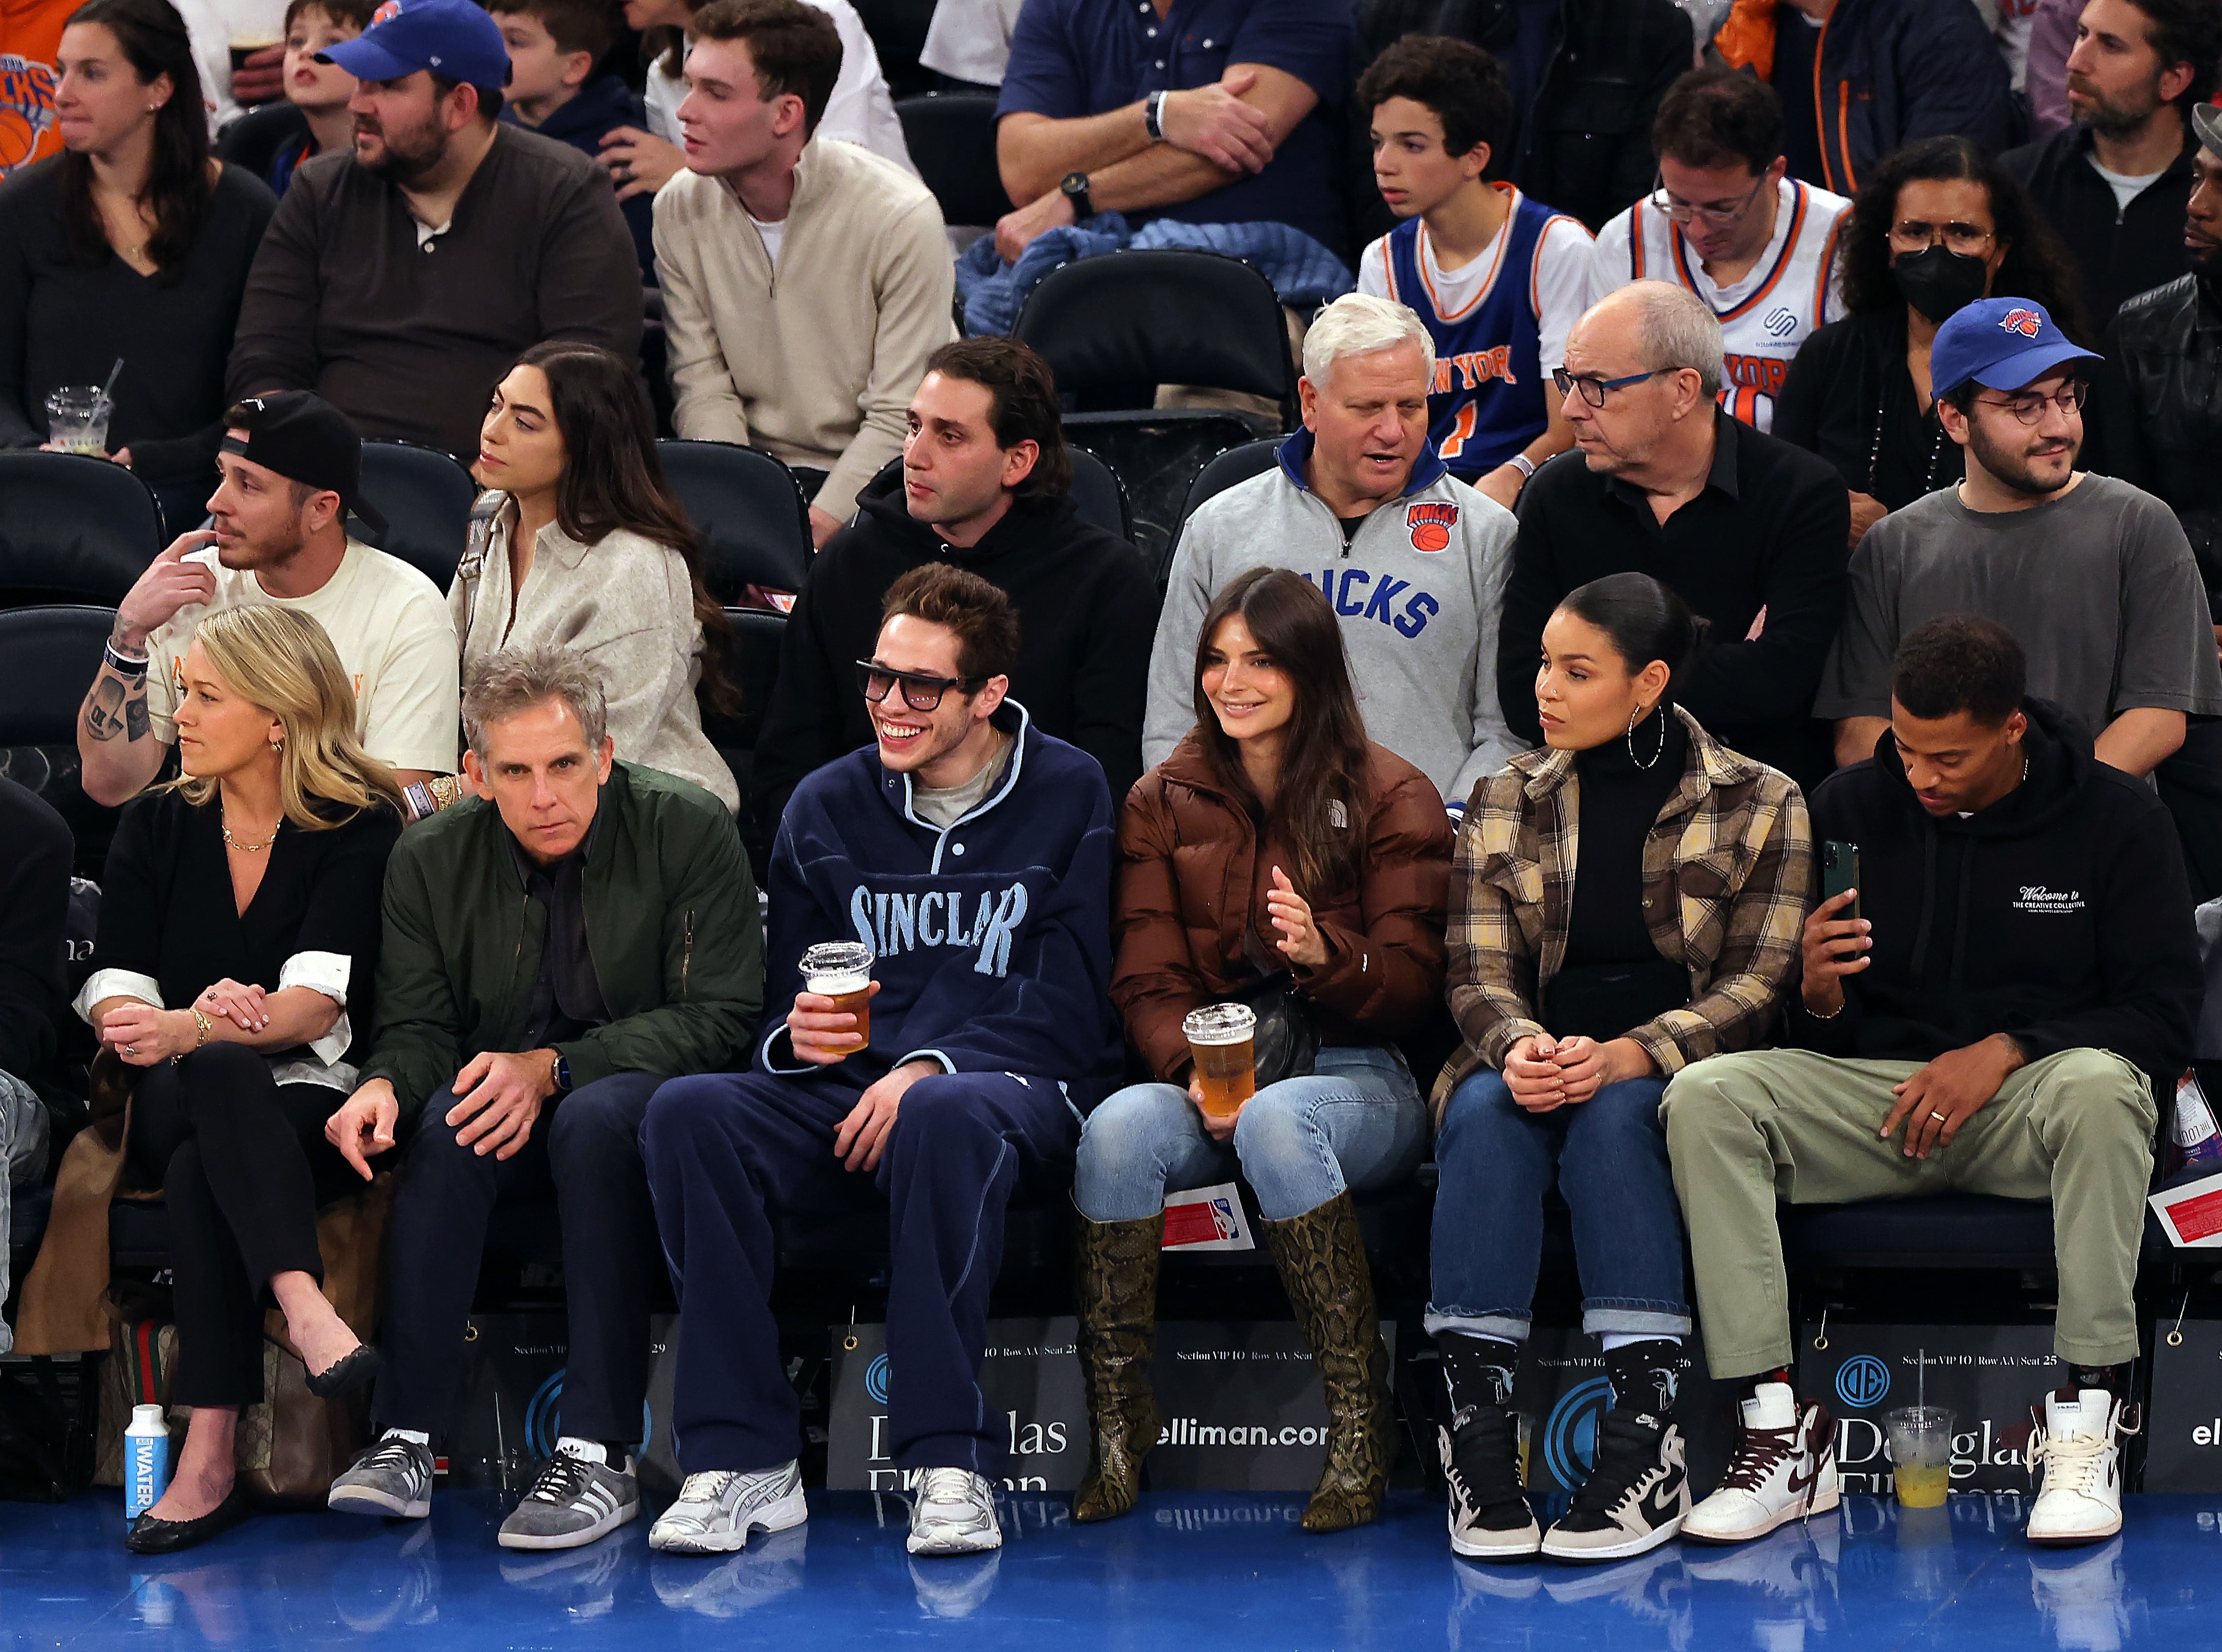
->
[642,563,1121,1562]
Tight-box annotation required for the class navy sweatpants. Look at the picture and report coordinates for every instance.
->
[378,1072,664,1443]
[641,1068,1078,1479]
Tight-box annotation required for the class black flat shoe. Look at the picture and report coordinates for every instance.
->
[126,1488,251,1555]
[306,1343,385,1400]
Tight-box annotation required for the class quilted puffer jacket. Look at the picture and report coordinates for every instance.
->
[1110,732,1453,1081]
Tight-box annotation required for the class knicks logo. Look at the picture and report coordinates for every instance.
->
[370,0,405,19]
[1405,501,1458,554]
[1999,308,2043,338]
[0,55,59,176]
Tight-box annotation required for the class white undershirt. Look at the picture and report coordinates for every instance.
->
[2090,158,2166,215]
[750,213,787,269]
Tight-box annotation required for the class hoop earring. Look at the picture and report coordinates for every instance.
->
[1626,705,1665,770]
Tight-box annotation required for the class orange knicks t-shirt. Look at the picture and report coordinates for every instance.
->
[0,0,76,176]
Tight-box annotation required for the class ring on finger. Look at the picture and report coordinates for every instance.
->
[1929,1110,1946,1123]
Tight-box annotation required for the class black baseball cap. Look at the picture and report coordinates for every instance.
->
[220,391,387,535]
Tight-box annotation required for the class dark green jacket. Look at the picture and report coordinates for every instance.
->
[360,761,763,1123]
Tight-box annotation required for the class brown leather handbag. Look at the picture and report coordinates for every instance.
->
[17,1049,139,1355]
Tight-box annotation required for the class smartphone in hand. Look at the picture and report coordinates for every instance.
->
[1822,839,1861,921]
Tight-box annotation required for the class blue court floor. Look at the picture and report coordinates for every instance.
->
[4,1488,2211,1649]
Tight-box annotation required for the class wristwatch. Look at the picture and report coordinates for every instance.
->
[551,1053,572,1094]
[1060,171,1095,222]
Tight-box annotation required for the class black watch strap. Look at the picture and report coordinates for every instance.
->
[1061,170,1094,221]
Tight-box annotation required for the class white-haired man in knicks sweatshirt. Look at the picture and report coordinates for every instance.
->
[1143,293,1520,817]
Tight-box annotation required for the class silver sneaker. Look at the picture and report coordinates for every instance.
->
[499,1440,641,1551]
[648,1461,807,1555]
[328,1432,434,1519]
[905,1467,1003,1557]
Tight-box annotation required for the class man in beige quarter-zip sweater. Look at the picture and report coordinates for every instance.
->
[653,0,956,548]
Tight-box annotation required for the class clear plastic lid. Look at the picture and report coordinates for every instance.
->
[800,942,874,994]
[1182,1002,1257,1045]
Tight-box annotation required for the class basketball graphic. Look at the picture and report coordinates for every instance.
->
[0,55,59,177]
[1405,500,1458,553]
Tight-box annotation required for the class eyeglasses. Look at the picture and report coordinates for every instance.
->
[1647,170,1769,228]
[1890,218,1997,257]
[1551,365,1673,408]
[1970,381,2088,425]
[854,660,979,712]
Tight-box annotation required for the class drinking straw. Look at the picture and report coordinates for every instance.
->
[94,358,124,419]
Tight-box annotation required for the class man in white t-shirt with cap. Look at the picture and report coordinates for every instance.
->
[77,390,460,814]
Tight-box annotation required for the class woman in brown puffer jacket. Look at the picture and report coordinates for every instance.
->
[1070,567,1454,1536]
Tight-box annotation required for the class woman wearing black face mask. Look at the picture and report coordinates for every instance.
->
[1776,137,2089,547]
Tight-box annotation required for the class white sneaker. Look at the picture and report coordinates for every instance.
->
[905,1467,1003,1556]
[1684,1383,1838,1546]
[648,1461,808,1555]
[2026,1389,2134,1546]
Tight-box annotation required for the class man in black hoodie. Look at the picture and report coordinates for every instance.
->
[752,338,1156,832]
[1665,616,2200,1552]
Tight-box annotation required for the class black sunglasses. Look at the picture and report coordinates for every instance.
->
[854,660,981,712]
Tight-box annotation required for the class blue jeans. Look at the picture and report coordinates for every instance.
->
[1427,1069,1690,1342]
[1073,1045,1428,1223]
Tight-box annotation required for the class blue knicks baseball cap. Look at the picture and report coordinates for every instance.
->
[320,0,511,88]
[1930,297,2100,400]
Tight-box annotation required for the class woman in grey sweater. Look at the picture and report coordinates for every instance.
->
[455,341,740,812]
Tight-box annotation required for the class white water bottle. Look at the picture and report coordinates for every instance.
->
[125,1404,169,1521]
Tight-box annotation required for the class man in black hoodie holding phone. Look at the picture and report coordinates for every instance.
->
[1664,615,2200,1552]
[752,338,1156,838]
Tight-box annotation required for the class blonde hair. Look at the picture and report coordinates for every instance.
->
[165,606,405,828]
[1301,292,1436,389]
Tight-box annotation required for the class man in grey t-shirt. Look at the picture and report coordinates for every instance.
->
[1818,298,2222,777]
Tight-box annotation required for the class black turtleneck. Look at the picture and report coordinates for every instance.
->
[1564,708,1687,968]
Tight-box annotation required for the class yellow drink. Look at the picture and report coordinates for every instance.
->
[1896,1462,1949,1508]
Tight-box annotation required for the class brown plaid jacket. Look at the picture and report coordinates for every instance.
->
[1434,707,1813,1118]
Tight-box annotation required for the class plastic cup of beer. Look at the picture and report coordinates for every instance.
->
[1884,1405,1955,1508]
[800,941,874,1053]
[1183,1003,1256,1120]
[45,387,109,456]
[229,31,282,100]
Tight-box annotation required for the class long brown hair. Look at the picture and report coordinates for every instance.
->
[58,0,213,280]
[505,341,739,713]
[1190,568,1371,897]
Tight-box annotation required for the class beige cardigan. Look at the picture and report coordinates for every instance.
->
[652,137,955,515]
[451,508,740,813]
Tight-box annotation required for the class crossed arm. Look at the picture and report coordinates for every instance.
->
[993,64,1319,259]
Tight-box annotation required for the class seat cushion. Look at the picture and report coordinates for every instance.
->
[1782,1194,2055,1269]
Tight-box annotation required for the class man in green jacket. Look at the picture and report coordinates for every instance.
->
[321,644,763,1553]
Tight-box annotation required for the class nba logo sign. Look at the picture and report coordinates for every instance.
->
[1999,308,2043,339]
[1209,1198,1237,1240]
[1404,500,1458,553]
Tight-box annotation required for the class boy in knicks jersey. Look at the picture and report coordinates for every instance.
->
[1591,67,1847,433]
[1356,38,1596,512]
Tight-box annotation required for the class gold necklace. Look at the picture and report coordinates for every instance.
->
[221,816,279,854]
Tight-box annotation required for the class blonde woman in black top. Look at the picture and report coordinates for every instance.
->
[74,604,402,1553]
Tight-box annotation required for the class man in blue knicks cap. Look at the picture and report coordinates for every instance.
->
[225,0,641,465]
[1817,295,2222,780]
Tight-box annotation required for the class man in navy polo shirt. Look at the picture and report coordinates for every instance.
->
[989,0,1352,259]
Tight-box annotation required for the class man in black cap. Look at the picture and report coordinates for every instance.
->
[77,391,461,812]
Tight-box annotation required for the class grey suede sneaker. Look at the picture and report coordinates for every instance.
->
[499,1439,642,1551]
[328,1432,434,1519]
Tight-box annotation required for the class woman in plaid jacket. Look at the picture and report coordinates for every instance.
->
[1427,572,1813,1567]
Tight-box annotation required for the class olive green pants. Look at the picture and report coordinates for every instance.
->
[1661,1046,2156,1377]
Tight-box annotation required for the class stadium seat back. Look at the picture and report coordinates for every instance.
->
[657,439,812,602]
[353,442,476,589]
[895,92,1008,227]
[0,605,113,746]
[1015,249,1298,423]
[0,453,165,607]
